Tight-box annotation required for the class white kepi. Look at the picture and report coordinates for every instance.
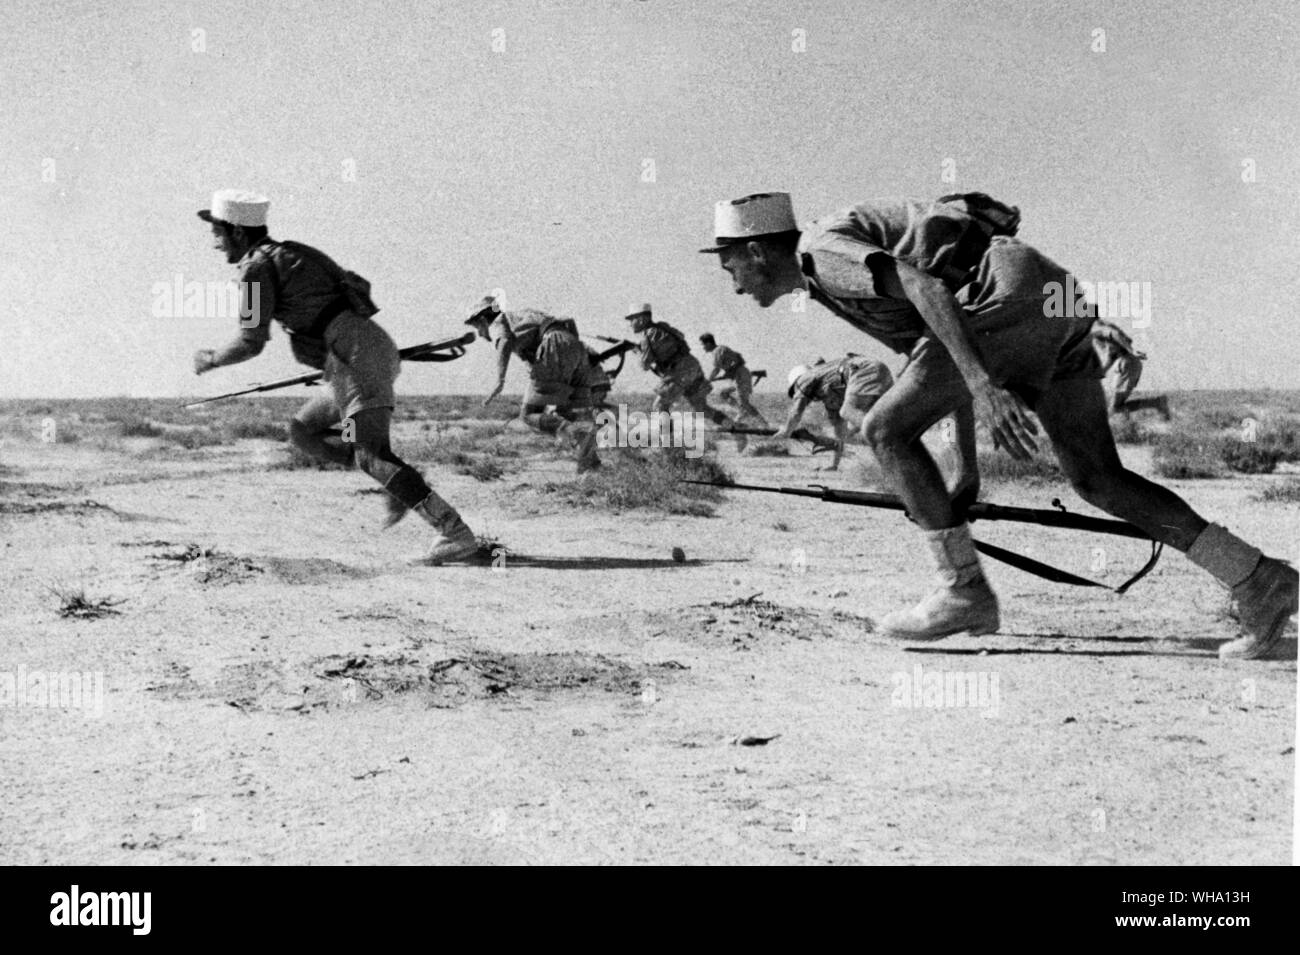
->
[700,192,797,253]
[198,189,270,227]
[625,302,653,320]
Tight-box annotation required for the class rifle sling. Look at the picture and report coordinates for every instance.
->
[972,537,1163,593]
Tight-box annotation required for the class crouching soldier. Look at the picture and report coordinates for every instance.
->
[469,295,601,473]
[192,189,478,565]
[703,190,1295,658]
[624,303,737,437]
[700,333,767,426]
[780,355,894,471]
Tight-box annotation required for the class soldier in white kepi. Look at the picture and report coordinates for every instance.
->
[193,189,479,565]
[624,303,739,435]
[467,294,602,472]
[701,191,1295,659]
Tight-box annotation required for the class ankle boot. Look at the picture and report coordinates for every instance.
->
[881,524,1000,640]
[410,492,479,565]
[1187,524,1297,659]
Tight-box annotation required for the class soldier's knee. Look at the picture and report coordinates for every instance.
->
[862,410,904,452]
[1067,467,1124,511]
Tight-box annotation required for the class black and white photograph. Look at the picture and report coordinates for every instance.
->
[1,0,1295,895]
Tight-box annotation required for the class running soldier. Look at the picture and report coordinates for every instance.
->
[780,355,894,471]
[192,189,478,564]
[700,333,767,426]
[624,303,736,433]
[1092,319,1171,419]
[702,191,1295,659]
[468,295,601,473]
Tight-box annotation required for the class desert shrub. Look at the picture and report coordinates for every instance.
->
[162,427,231,450]
[538,447,732,516]
[228,419,287,441]
[1220,440,1283,475]
[976,447,1061,485]
[1110,417,1156,445]
[118,418,163,438]
[1152,432,1225,479]
[1256,480,1300,504]
[54,425,82,444]
[458,457,505,482]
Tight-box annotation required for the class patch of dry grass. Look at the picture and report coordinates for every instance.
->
[534,447,733,516]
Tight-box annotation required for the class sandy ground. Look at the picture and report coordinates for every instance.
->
[1,420,1295,865]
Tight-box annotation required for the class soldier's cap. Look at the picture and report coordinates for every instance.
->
[700,192,798,253]
[624,302,652,320]
[198,189,270,228]
[699,333,716,346]
[465,294,501,325]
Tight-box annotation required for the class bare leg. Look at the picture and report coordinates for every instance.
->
[289,394,354,466]
[861,368,969,530]
[1034,379,1205,551]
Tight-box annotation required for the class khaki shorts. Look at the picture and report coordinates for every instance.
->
[523,328,596,410]
[320,312,400,419]
[904,236,1102,405]
[655,355,711,408]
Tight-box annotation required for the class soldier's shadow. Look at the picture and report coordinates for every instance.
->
[497,555,746,571]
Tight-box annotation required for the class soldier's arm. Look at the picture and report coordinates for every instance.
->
[195,262,273,374]
[775,393,812,438]
[876,257,1040,460]
[483,337,514,405]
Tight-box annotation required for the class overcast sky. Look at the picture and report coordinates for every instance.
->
[2,0,1296,399]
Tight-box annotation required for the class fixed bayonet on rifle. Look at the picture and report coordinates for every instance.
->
[683,479,1163,593]
[184,331,475,408]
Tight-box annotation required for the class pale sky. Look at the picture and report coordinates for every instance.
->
[2,0,1296,399]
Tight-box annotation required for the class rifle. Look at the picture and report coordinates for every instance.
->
[586,336,640,382]
[184,331,475,408]
[727,426,840,453]
[682,479,1164,593]
[750,369,767,385]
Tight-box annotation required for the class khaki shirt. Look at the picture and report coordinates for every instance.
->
[236,240,350,346]
[489,309,579,362]
[710,344,745,378]
[639,323,690,374]
[792,356,892,414]
[798,197,999,354]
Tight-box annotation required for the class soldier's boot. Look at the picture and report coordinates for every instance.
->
[1187,524,1297,660]
[881,524,1000,640]
[1156,395,1172,421]
[409,492,479,566]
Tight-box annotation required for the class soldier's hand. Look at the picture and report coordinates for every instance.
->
[971,378,1038,460]
[193,349,217,376]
